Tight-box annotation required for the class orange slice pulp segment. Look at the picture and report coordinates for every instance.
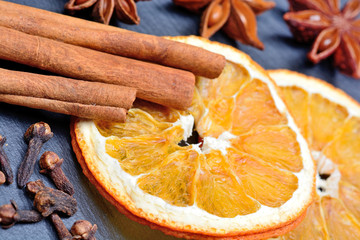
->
[72,36,315,238]
[269,69,360,240]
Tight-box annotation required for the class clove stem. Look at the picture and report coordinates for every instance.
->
[50,213,72,240]
[17,122,53,188]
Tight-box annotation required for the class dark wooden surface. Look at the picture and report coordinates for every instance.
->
[0,0,358,239]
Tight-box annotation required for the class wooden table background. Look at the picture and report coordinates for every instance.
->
[0,0,358,239]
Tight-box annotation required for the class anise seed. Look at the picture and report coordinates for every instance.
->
[318,29,338,52]
[208,3,223,27]
[122,1,130,13]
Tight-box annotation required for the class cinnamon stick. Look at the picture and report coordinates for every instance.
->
[0,0,226,79]
[0,26,195,110]
[0,94,127,122]
[0,68,136,109]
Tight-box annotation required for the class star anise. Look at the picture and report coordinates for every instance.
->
[173,0,276,49]
[65,0,149,25]
[284,0,360,78]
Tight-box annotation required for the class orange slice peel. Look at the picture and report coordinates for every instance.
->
[71,36,316,239]
[269,69,360,239]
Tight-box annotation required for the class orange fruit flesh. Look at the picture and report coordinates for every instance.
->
[94,61,305,219]
[71,37,318,239]
[275,83,360,239]
[71,120,310,240]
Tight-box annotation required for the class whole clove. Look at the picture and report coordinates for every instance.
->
[71,220,97,240]
[34,189,77,217]
[17,122,53,188]
[0,135,14,184]
[26,180,77,217]
[50,213,72,240]
[0,171,5,185]
[39,151,75,196]
[26,179,46,199]
[0,200,43,229]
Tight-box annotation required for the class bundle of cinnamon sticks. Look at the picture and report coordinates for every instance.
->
[0,1,225,121]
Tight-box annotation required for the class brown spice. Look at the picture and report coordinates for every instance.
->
[17,122,53,188]
[174,0,276,49]
[91,0,115,25]
[0,26,195,110]
[0,68,136,110]
[26,181,75,239]
[26,180,47,199]
[50,216,98,240]
[283,0,360,78]
[65,0,147,25]
[34,189,77,216]
[0,0,225,79]
[114,0,144,25]
[50,213,72,240]
[0,94,128,122]
[0,200,43,229]
[39,151,75,196]
[0,135,13,184]
[26,180,77,217]
[0,171,5,185]
[200,0,231,38]
[71,220,97,240]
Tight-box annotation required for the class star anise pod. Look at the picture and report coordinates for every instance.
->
[173,0,276,49]
[65,0,149,25]
[284,0,360,78]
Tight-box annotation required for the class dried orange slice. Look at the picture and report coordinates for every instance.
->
[268,69,360,239]
[71,36,315,239]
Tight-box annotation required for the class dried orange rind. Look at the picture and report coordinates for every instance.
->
[71,36,316,239]
[269,69,360,239]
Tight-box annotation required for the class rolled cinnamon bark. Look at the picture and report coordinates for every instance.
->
[0,26,195,110]
[0,0,226,79]
[0,94,127,122]
[0,68,136,109]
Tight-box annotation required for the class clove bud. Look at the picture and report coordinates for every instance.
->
[71,220,97,240]
[0,200,43,229]
[39,151,75,196]
[17,122,53,188]
[26,179,46,199]
[50,215,98,240]
[26,180,77,217]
